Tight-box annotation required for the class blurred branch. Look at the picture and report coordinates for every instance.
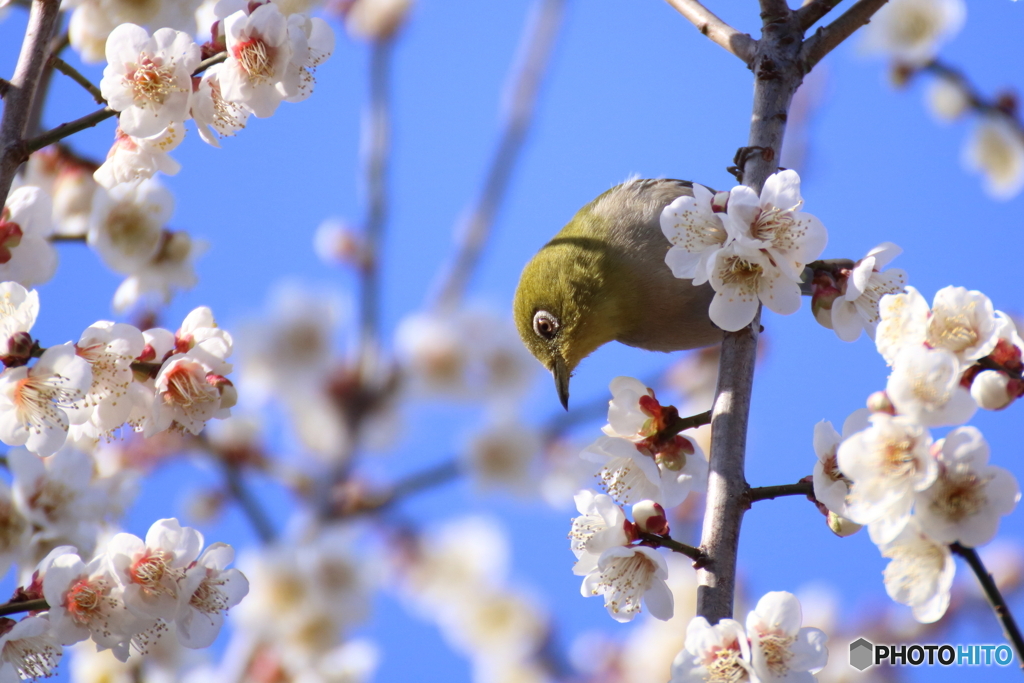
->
[333,459,462,518]
[663,0,757,67]
[919,60,1024,142]
[951,543,1024,667]
[358,38,394,361]
[0,598,48,617]
[433,0,566,308]
[747,480,814,503]
[801,0,890,72]
[51,57,105,105]
[0,0,63,205]
[221,462,277,544]
[794,0,843,31]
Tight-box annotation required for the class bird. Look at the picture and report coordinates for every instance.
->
[513,178,723,409]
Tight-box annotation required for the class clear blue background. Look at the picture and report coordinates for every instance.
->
[2,0,1023,681]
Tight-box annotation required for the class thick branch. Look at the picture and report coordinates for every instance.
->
[663,0,757,66]
[951,543,1024,668]
[0,0,62,204]
[793,0,843,31]
[696,10,805,625]
[800,0,889,72]
[433,0,565,308]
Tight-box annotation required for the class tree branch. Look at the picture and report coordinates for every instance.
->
[433,0,565,308]
[793,0,843,31]
[0,0,62,205]
[23,106,118,156]
[696,8,805,625]
[748,480,814,503]
[51,57,105,104]
[800,0,889,72]
[638,532,707,563]
[662,0,757,66]
[221,462,276,544]
[951,543,1024,668]
[0,598,48,617]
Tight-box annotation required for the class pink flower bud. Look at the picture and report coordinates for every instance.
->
[1,331,35,367]
[632,500,669,535]
[206,373,237,410]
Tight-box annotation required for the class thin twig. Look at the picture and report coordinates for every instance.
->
[0,0,63,204]
[662,0,757,66]
[747,480,814,503]
[951,543,1024,669]
[0,598,48,617]
[221,462,276,544]
[23,106,118,155]
[194,52,227,75]
[800,0,889,72]
[920,60,1024,144]
[433,0,565,308]
[638,532,707,563]
[51,57,105,104]
[666,409,713,435]
[358,38,394,361]
[793,0,843,31]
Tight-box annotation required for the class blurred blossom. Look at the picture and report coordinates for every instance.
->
[463,418,542,495]
[343,0,413,40]
[94,125,184,189]
[879,519,955,623]
[87,178,173,275]
[861,0,966,65]
[437,588,547,666]
[963,115,1024,200]
[314,218,366,267]
[926,75,971,122]
[0,186,57,287]
[113,230,205,311]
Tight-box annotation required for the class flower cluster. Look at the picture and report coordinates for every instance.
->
[0,283,235,457]
[0,518,247,682]
[670,591,828,683]
[91,2,333,188]
[660,170,827,331]
[814,285,1022,622]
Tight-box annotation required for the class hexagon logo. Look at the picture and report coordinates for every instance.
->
[849,637,874,671]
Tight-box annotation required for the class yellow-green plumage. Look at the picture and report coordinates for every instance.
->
[513,178,722,408]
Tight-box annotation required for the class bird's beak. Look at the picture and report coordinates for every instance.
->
[552,355,570,410]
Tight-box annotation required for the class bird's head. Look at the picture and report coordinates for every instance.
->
[513,219,627,410]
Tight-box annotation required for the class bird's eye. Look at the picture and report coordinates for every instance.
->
[533,310,559,340]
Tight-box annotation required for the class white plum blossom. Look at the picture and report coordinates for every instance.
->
[175,542,249,648]
[708,236,801,332]
[745,592,828,683]
[93,125,183,189]
[971,370,1016,410]
[963,115,1024,200]
[569,490,630,576]
[879,519,955,623]
[875,286,931,365]
[220,4,299,117]
[42,549,137,652]
[191,64,251,147]
[926,75,970,122]
[720,170,828,282]
[175,307,233,375]
[811,409,870,518]
[87,178,174,275]
[837,413,936,544]
[0,615,62,681]
[108,518,204,620]
[582,435,705,508]
[885,346,977,427]
[581,545,672,623]
[150,352,231,435]
[660,183,727,284]
[100,24,201,137]
[112,230,204,312]
[670,616,752,683]
[0,186,58,287]
[926,286,1001,365]
[830,242,907,342]
[0,282,39,360]
[0,343,93,457]
[283,13,335,104]
[861,0,966,65]
[914,427,1020,547]
[66,322,146,435]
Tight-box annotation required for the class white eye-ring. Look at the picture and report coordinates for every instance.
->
[533,310,559,340]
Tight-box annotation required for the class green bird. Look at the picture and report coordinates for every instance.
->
[513,178,722,409]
